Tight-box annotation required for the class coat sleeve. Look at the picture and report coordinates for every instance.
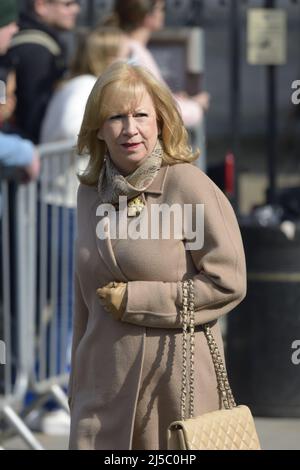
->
[121,166,247,329]
[174,94,203,128]
[0,133,34,167]
[68,270,89,409]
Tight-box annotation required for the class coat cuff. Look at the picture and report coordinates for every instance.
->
[121,280,183,328]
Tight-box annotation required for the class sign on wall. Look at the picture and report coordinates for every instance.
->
[247,8,287,66]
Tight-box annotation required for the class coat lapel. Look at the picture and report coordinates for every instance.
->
[94,213,128,281]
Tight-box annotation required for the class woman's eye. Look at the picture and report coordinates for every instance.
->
[135,113,148,118]
[109,115,122,120]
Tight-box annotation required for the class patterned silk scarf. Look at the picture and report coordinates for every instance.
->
[97,139,163,205]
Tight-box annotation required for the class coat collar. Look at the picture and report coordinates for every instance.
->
[143,165,169,195]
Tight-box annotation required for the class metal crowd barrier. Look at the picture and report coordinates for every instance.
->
[28,141,81,410]
[0,140,81,449]
[0,180,43,449]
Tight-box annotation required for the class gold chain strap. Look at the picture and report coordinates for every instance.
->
[180,279,236,421]
[180,280,189,421]
[203,324,236,409]
[188,279,195,419]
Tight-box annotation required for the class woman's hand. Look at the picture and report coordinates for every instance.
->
[96,282,127,321]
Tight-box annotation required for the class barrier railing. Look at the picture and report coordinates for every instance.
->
[0,180,43,450]
[0,140,81,449]
[28,141,79,409]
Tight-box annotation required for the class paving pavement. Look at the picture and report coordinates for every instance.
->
[255,417,300,450]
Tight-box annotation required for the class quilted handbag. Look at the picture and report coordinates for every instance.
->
[167,279,261,450]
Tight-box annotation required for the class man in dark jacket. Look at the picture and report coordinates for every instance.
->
[3,0,80,143]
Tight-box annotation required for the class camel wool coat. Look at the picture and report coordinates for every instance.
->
[68,162,247,450]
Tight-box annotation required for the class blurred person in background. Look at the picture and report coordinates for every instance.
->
[41,27,130,145]
[105,0,210,129]
[0,66,16,132]
[0,0,80,143]
[0,0,18,55]
[0,0,39,183]
[40,27,130,208]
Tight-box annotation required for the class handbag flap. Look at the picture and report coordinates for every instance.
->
[168,405,261,450]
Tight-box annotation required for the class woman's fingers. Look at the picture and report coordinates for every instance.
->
[105,281,118,288]
[96,287,107,299]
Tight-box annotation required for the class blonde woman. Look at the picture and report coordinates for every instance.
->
[68,62,246,450]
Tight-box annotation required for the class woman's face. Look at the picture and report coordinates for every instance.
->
[145,0,165,32]
[99,89,159,175]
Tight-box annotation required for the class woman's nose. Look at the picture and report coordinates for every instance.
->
[122,116,138,136]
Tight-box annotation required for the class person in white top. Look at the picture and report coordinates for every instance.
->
[40,27,130,207]
[41,27,129,144]
[105,0,210,128]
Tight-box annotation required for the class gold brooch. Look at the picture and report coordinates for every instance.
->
[127,195,145,217]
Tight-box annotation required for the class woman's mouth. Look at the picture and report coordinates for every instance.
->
[121,142,141,150]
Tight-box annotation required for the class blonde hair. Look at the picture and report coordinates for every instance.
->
[77,62,199,186]
[70,27,125,78]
